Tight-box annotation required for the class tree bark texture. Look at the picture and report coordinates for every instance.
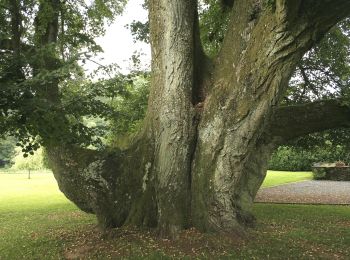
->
[40,0,350,237]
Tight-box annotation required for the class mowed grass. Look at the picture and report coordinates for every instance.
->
[1,170,69,211]
[262,170,313,188]
[0,170,349,259]
[0,171,96,259]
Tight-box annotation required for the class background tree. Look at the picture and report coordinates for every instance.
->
[107,72,150,148]
[0,0,127,153]
[11,147,47,171]
[1,0,350,238]
[0,137,16,167]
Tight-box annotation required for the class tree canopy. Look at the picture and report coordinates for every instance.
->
[1,0,350,154]
[0,0,128,155]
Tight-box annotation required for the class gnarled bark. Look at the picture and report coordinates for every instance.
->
[189,0,350,232]
[270,100,350,142]
[27,0,350,237]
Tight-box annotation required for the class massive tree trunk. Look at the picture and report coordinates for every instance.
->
[41,0,350,237]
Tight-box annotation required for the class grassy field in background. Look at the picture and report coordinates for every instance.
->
[0,170,66,211]
[262,171,314,188]
[0,170,349,259]
[0,171,95,259]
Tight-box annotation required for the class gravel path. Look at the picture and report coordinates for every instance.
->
[255,180,350,205]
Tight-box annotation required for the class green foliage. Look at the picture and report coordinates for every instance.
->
[107,73,150,146]
[0,137,16,167]
[127,20,150,43]
[286,19,350,104]
[269,147,312,171]
[290,128,350,150]
[11,148,47,170]
[270,128,350,171]
[199,0,230,57]
[0,0,127,154]
[268,144,350,171]
[1,0,350,159]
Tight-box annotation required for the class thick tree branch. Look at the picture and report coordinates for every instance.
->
[211,0,350,110]
[277,0,350,28]
[270,100,350,142]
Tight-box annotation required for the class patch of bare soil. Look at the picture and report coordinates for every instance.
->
[54,226,246,259]
[64,245,94,260]
[295,239,348,260]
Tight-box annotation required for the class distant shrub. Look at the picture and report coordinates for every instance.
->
[268,146,350,171]
[268,147,311,171]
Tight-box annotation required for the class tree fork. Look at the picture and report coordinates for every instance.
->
[34,0,350,238]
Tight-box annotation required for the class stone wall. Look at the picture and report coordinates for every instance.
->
[313,164,350,181]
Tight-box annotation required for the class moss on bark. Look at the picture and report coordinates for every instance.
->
[44,0,350,237]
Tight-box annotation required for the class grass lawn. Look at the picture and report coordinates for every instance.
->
[0,170,349,259]
[262,170,314,188]
[0,171,95,259]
